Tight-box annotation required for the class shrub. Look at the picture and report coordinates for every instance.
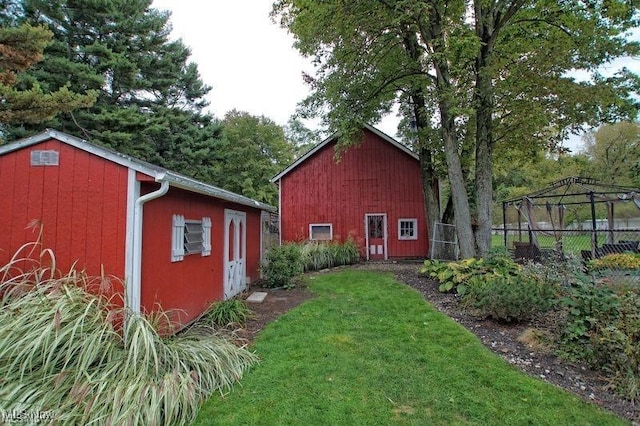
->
[460,272,556,322]
[592,292,640,401]
[560,280,621,358]
[524,253,585,289]
[261,244,304,288]
[588,253,640,272]
[206,299,253,327]
[420,248,521,294]
[559,281,640,400]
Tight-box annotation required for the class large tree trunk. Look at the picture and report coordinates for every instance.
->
[437,78,475,258]
[474,61,494,257]
[422,4,475,259]
[442,118,476,259]
[412,93,441,249]
[401,32,441,256]
[419,146,440,245]
[473,1,526,257]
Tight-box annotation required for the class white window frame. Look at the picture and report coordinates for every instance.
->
[309,223,333,241]
[398,218,418,240]
[171,215,212,262]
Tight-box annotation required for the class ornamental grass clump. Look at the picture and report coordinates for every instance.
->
[206,298,254,327]
[261,239,360,288]
[0,243,257,425]
[300,239,360,272]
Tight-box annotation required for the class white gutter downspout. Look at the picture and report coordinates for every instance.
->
[128,173,169,314]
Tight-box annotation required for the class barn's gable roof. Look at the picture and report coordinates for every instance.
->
[0,129,276,212]
[271,124,418,182]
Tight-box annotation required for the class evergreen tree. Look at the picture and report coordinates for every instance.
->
[0,21,96,129]
[3,0,219,180]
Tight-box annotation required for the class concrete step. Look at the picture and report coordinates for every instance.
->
[246,291,267,303]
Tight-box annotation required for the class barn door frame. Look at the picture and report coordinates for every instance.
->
[364,213,387,261]
[224,209,247,299]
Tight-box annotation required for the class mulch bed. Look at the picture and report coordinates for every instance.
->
[241,262,639,423]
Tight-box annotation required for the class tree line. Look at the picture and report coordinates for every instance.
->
[1,0,638,259]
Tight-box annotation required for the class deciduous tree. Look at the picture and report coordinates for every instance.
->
[272,0,639,258]
[583,122,640,187]
[214,110,295,205]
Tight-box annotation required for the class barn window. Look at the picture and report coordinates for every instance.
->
[30,150,59,166]
[171,215,212,262]
[398,219,418,240]
[309,223,332,241]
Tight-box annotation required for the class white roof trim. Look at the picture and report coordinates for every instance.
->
[0,129,276,212]
[271,123,418,182]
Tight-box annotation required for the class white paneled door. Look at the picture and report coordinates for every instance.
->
[224,209,247,299]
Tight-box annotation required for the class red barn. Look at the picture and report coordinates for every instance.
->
[272,125,430,260]
[0,129,275,329]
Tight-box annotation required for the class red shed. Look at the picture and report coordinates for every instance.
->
[272,125,431,260]
[0,130,275,329]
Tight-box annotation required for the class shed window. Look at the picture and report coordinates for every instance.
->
[309,223,332,241]
[30,150,59,166]
[172,215,212,262]
[398,219,418,240]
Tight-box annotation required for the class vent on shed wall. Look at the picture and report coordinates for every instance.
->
[30,150,59,166]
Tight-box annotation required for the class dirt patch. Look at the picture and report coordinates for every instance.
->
[240,263,638,423]
[238,281,314,341]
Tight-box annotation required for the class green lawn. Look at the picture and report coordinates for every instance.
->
[194,270,624,425]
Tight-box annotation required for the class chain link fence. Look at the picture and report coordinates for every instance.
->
[493,226,640,286]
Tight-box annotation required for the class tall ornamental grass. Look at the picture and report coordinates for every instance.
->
[0,243,257,425]
[300,239,360,272]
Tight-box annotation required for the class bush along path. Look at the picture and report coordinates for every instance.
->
[196,269,626,425]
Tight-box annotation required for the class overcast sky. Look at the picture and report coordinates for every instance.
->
[151,1,314,124]
[150,0,403,137]
[151,1,639,151]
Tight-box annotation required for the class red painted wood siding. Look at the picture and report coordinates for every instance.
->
[0,139,127,298]
[140,185,263,326]
[279,129,429,258]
